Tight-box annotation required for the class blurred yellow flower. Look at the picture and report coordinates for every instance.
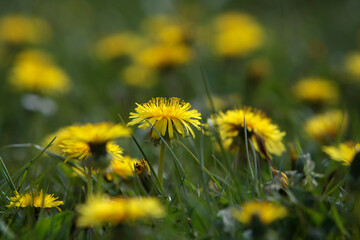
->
[58,122,130,163]
[95,32,143,60]
[142,15,189,45]
[232,201,287,225]
[110,155,139,179]
[77,195,165,227]
[135,43,191,69]
[212,107,285,159]
[292,77,339,104]
[344,52,360,80]
[323,142,360,165]
[7,190,63,211]
[61,140,123,162]
[8,50,70,95]
[213,12,264,57]
[128,97,201,139]
[43,127,73,155]
[122,64,158,88]
[0,15,51,44]
[305,110,347,142]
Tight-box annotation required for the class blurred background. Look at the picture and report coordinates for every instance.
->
[1,0,360,173]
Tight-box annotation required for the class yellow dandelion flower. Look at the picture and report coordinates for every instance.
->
[61,122,131,145]
[8,50,70,95]
[60,140,123,162]
[142,15,189,45]
[7,190,63,211]
[213,12,264,57]
[212,107,285,158]
[122,64,159,89]
[43,127,73,155]
[95,32,143,60]
[128,97,201,140]
[305,110,347,142]
[292,77,339,104]
[232,201,287,225]
[57,122,130,167]
[323,142,360,165]
[344,52,360,80]
[135,43,191,69]
[0,15,51,44]
[110,155,139,179]
[77,195,165,227]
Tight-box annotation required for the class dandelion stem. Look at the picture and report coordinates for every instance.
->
[158,142,166,189]
[86,167,93,198]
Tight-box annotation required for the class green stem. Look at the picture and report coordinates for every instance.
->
[158,142,166,189]
[86,167,93,198]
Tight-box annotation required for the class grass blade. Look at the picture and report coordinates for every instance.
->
[0,156,16,192]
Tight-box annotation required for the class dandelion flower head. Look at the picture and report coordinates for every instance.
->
[142,15,189,45]
[305,110,347,142]
[77,195,165,227]
[95,32,143,60]
[232,200,287,225]
[135,43,191,69]
[58,122,130,161]
[213,12,264,57]
[128,97,201,140]
[292,77,339,104]
[212,107,285,158]
[110,155,139,179]
[0,15,51,45]
[7,190,63,211]
[43,126,74,155]
[323,142,360,166]
[8,50,70,96]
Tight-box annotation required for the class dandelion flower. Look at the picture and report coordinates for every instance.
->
[0,15,51,45]
[142,15,189,45]
[77,195,165,227]
[305,110,347,142]
[128,97,201,140]
[292,77,339,104]
[110,155,139,179]
[95,32,143,60]
[344,52,360,80]
[43,126,73,155]
[323,142,360,165]
[8,50,70,96]
[7,190,63,211]
[135,43,191,69]
[122,64,158,89]
[59,122,130,163]
[232,201,287,225]
[212,107,285,159]
[213,12,264,57]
